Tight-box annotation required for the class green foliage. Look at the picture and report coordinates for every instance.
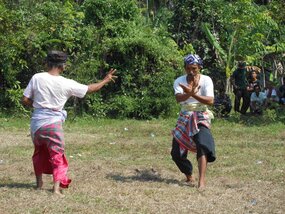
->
[66,0,181,119]
[0,0,182,119]
[213,0,283,65]
[263,108,278,122]
[4,81,29,114]
[169,0,284,91]
[84,94,108,118]
[201,22,227,63]
[96,30,181,119]
[224,107,285,126]
[1,0,284,119]
[83,0,139,27]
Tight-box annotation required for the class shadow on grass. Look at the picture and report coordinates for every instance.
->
[0,182,35,189]
[106,169,188,186]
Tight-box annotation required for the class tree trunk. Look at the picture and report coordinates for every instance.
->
[226,77,232,94]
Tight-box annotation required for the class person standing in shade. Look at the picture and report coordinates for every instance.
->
[230,61,250,114]
[171,54,216,189]
[22,50,117,197]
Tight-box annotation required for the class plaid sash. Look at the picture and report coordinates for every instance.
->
[172,111,211,153]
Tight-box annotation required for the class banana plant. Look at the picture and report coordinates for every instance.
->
[201,22,236,92]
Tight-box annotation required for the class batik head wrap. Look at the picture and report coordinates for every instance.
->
[184,54,203,68]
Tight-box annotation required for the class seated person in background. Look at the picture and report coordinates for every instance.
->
[214,88,232,117]
[265,81,279,108]
[250,84,267,115]
[278,77,285,105]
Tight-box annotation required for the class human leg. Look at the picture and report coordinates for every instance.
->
[46,123,71,192]
[49,148,71,189]
[35,175,43,189]
[53,181,65,198]
[32,137,52,189]
[197,155,207,188]
[241,89,250,114]
[194,125,216,188]
[171,138,194,182]
[34,122,71,195]
[32,144,43,189]
[234,89,242,112]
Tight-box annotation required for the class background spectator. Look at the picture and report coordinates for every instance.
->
[230,61,250,114]
[214,88,232,117]
[278,77,285,105]
[250,84,267,115]
[265,81,279,109]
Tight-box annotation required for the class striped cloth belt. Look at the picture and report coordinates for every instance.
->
[181,103,214,119]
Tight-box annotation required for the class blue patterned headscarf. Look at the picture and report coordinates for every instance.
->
[184,54,203,68]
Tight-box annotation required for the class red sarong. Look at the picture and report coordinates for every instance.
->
[32,122,71,188]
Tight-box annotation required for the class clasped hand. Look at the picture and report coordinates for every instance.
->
[179,83,200,96]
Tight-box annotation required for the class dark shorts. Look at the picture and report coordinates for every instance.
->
[193,124,216,162]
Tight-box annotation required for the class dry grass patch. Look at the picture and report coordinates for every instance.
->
[0,117,284,213]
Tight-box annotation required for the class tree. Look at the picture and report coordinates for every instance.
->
[169,0,284,91]
[0,0,182,119]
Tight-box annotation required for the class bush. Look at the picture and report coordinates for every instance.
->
[0,0,182,119]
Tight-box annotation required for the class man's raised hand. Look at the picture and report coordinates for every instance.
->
[104,68,118,83]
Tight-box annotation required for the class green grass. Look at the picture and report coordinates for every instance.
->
[0,115,284,213]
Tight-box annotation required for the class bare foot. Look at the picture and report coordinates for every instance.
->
[198,182,206,190]
[54,190,65,198]
[185,175,195,183]
[36,176,43,190]
[36,184,43,190]
[53,181,65,198]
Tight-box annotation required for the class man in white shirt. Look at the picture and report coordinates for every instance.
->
[250,84,267,115]
[22,50,117,197]
[171,54,215,189]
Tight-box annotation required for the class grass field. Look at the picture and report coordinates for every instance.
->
[0,114,284,214]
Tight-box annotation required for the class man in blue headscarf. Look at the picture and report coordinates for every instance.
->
[171,54,216,189]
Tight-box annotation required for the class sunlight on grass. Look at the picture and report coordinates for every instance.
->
[0,116,284,213]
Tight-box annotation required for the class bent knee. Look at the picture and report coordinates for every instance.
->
[171,149,182,161]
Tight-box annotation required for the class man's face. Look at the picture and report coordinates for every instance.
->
[254,86,260,94]
[185,64,201,77]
